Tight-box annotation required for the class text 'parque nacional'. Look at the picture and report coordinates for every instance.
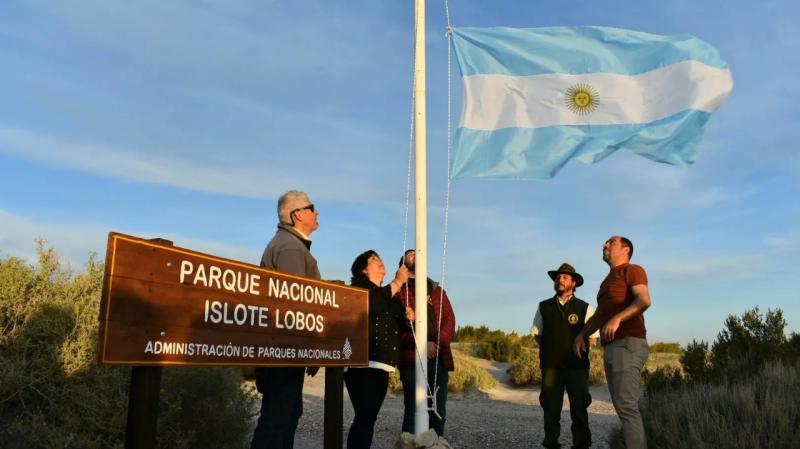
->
[179,260,340,309]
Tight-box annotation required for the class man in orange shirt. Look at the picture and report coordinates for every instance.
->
[574,236,652,449]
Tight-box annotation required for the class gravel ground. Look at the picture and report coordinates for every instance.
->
[254,359,621,449]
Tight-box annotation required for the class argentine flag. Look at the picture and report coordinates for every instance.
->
[450,26,733,179]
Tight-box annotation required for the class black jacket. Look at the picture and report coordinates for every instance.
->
[351,276,409,366]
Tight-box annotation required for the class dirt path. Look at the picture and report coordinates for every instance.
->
[258,360,620,448]
[471,358,616,411]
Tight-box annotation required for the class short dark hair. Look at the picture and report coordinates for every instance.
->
[399,249,414,267]
[619,236,634,259]
[351,249,378,282]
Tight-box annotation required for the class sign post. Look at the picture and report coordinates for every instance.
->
[324,367,344,449]
[125,365,162,449]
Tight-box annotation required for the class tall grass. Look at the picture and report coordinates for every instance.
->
[637,361,800,449]
[613,308,800,449]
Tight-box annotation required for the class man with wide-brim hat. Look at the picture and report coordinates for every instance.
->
[547,262,585,289]
[531,263,598,449]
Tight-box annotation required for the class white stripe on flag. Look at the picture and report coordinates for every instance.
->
[460,59,733,130]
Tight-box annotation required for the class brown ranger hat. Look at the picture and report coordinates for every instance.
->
[547,262,584,287]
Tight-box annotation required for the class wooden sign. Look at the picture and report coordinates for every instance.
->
[98,232,369,367]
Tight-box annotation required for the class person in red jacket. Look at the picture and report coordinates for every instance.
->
[395,249,456,436]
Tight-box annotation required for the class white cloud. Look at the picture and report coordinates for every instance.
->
[0,1,415,202]
[0,124,289,198]
[765,231,800,252]
[0,124,402,201]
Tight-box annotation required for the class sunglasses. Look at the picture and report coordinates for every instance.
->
[291,203,315,216]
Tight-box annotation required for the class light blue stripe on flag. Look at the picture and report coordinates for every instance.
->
[450,26,733,180]
[453,110,711,179]
[451,26,729,76]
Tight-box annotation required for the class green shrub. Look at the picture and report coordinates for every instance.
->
[0,241,255,449]
[789,333,800,360]
[456,325,537,346]
[507,348,541,385]
[642,365,683,396]
[454,324,490,343]
[709,307,793,380]
[643,307,799,395]
[680,339,710,383]
[516,333,537,348]
[159,367,254,449]
[476,334,523,361]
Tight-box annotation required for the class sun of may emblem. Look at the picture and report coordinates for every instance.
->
[568,313,579,325]
[564,83,600,115]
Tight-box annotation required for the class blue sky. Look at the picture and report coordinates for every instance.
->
[1,0,798,345]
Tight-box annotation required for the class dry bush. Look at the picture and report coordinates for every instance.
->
[644,352,682,374]
[388,349,498,394]
[507,347,606,386]
[648,341,682,354]
[448,349,498,392]
[507,348,541,386]
[588,347,606,384]
[388,367,403,393]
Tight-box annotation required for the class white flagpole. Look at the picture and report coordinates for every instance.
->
[412,0,429,436]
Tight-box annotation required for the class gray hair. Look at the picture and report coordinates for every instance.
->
[277,190,309,224]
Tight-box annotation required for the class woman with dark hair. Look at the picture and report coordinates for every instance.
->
[345,249,413,449]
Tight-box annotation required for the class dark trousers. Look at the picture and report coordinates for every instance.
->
[251,367,305,449]
[344,368,389,449]
[539,368,592,449]
[399,358,449,435]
